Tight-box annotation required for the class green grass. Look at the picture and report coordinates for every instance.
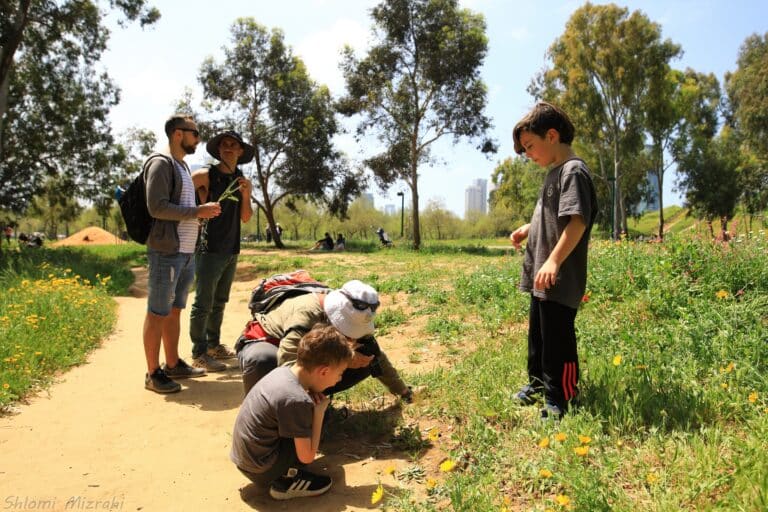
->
[0,246,132,406]
[2,232,767,509]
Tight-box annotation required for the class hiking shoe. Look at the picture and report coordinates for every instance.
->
[269,468,332,500]
[514,384,542,406]
[162,358,206,379]
[145,368,181,393]
[207,343,236,359]
[540,402,565,421]
[192,353,227,372]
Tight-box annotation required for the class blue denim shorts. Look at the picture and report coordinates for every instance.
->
[147,250,196,316]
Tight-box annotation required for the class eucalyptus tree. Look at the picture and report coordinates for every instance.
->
[725,32,768,223]
[0,1,159,212]
[533,2,680,239]
[338,0,496,250]
[643,69,721,239]
[678,128,741,239]
[198,18,363,249]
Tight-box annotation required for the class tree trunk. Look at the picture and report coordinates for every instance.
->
[656,146,665,241]
[410,137,421,250]
[0,1,32,160]
[612,138,621,241]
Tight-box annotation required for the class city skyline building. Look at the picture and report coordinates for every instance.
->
[464,178,488,217]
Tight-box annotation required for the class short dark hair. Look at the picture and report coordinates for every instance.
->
[512,102,575,155]
[297,324,354,370]
[164,114,195,139]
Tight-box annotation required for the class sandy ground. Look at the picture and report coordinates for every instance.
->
[0,253,446,512]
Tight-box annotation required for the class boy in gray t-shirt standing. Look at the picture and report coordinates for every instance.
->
[509,102,597,420]
[231,324,353,500]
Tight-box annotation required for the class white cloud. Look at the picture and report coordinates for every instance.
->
[295,18,370,94]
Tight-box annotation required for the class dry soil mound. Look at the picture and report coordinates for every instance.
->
[52,226,125,247]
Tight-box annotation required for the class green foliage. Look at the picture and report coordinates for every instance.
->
[726,32,768,160]
[489,157,545,226]
[0,248,128,406]
[533,2,682,238]
[339,0,496,249]
[197,18,363,248]
[0,1,159,213]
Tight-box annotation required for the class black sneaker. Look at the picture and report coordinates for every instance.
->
[269,468,332,500]
[514,384,542,406]
[540,402,565,421]
[145,368,181,393]
[162,358,206,379]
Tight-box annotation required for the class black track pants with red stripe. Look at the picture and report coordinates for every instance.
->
[526,295,579,409]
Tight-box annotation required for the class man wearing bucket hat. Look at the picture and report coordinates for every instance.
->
[188,130,255,372]
[236,280,414,402]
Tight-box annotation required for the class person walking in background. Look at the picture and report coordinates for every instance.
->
[508,102,597,419]
[231,324,353,500]
[142,114,222,394]
[189,130,254,372]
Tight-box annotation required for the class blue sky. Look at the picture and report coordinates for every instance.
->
[102,0,767,217]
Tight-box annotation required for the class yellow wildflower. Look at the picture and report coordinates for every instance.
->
[720,362,735,373]
[715,289,729,299]
[538,437,550,448]
[371,483,384,505]
[2,383,9,390]
[646,472,659,485]
[574,446,589,456]
[613,355,622,366]
[748,392,758,403]
[428,427,440,442]
[439,459,457,472]
[720,383,728,389]
[539,469,553,478]
[554,432,567,442]
[578,435,591,445]
[555,494,571,506]
[385,465,396,475]
[426,477,437,490]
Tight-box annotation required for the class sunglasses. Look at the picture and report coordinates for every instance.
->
[340,290,379,312]
[178,128,200,138]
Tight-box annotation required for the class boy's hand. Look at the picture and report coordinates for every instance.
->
[509,223,530,250]
[311,392,330,414]
[534,259,559,290]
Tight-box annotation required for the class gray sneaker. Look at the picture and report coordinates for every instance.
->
[192,353,227,372]
[207,343,236,360]
[145,368,181,393]
[162,358,206,379]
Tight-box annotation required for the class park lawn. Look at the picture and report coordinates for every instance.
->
[1,233,767,510]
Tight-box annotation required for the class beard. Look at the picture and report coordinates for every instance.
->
[181,141,197,155]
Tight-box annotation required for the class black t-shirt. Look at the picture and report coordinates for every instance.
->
[200,165,242,254]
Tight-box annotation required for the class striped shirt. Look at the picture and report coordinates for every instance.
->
[174,159,198,253]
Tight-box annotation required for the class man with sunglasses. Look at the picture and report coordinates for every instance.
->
[142,114,223,394]
[237,280,414,402]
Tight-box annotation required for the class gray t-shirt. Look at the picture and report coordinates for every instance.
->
[519,158,597,310]
[230,367,313,473]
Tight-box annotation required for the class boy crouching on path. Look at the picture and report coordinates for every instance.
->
[231,324,354,500]
[509,102,597,420]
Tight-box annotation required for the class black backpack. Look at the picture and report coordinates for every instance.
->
[118,154,173,244]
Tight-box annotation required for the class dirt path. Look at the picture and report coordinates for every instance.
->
[0,259,443,511]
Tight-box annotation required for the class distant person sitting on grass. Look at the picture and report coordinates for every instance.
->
[334,233,346,251]
[312,232,334,251]
[231,324,353,500]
